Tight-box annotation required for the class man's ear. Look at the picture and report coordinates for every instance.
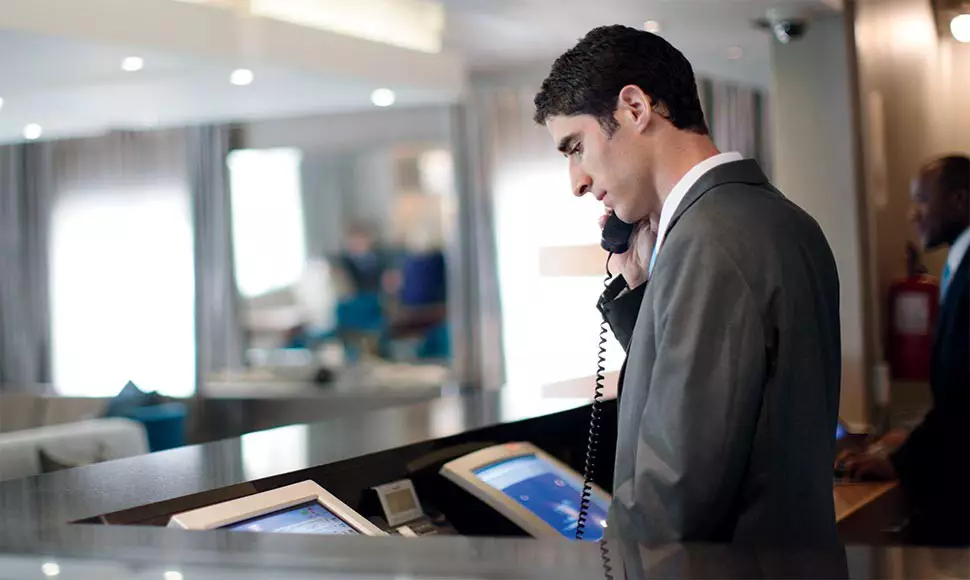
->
[616,85,653,134]
[955,188,969,213]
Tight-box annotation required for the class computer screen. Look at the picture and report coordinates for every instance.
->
[836,423,847,440]
[474,454,609,541]
[384,488,418,514]
[223,501,360,536]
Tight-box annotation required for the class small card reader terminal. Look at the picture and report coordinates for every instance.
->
[369,479,439,536]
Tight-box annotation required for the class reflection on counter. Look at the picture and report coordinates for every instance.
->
[1,525,968,580]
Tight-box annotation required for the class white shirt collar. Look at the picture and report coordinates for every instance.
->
[947,226,970,276]
[652,152,744,267]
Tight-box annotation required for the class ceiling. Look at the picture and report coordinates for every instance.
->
[0,28,455,143]
[0,0,839,144]
[442,0,838,85]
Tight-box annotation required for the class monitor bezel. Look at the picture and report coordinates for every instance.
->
[167,480,385,536]
[439,441,611,540]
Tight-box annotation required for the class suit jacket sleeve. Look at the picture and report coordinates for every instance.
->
[631,237,767,542]
[891,397,968,499]
[890,315,970,502]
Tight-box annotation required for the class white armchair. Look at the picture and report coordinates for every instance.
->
[0,418,149,482]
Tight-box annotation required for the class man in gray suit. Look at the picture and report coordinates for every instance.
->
[535,25,842,544]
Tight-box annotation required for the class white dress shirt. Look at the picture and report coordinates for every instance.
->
[648,151,744,276]
[942,226,970,299]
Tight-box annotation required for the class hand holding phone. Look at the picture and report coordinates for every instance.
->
[599,211,658,288]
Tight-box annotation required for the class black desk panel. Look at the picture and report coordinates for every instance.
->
[92,396,617,534]
[0,392,613,531]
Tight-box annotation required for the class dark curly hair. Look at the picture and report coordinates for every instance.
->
[534,25,709,136]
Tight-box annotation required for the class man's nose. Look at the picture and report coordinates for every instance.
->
[571,169,592,198]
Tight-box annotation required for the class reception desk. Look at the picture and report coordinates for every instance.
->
[0,392,956,579]
[836,481,901,522]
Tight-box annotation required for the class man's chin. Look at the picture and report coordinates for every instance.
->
[613,208,645,225]
[611,211,629,224]
[610,205,634,224]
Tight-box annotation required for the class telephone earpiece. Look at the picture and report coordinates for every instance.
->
[601,213,635,255]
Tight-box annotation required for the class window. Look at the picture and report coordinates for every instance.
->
[493,164,624,393]
[49,188,196,397]
[227,148,307,298]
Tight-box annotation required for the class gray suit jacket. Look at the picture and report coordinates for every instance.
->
[599,159,841,545]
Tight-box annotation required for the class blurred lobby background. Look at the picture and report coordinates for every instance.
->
[0,0,966,456]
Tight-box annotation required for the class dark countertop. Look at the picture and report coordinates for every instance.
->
[2,523,968,580]
[0,390,590,530]
[2,389,968,579]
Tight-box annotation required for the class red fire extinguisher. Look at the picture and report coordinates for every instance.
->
[886,243,939,381]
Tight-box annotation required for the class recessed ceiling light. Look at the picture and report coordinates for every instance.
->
[163,571,183,580]
[24,123,43,141]
[727,46,744,60]
[371,88,396,107]
[41,562,60,577]
[644,20,661,33]
[230,68,255,86]
[121,56,144,72]
[0,97,4,112]
[952,14,970,43]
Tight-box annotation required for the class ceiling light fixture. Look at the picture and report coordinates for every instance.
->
[24,124,43,141]
[727,46,744,60]
[952,13,970,43]
[163,571,183,580]
[0,97,4,112]
[644,20,661,33]
[371,88,396,107]
[247,0,445,53]
[122,56,144,72]
[230,68,255,86]
[41,562,60,577]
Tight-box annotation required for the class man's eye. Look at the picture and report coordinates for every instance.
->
[570,144,583,158]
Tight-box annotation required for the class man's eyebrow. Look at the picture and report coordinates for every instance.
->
[557,133,578,154]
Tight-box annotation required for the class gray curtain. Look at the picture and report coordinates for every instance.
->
[187,125,245,392]
[448,100,506,391]
[300,152,354,259]
[0,143,53,392]
[710,80,770,174]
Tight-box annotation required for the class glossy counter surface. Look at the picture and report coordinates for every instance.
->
[0,390,590,530]
[2,525,968,580]
[1,390,966,579]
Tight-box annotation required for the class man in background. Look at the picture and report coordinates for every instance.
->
[842,155,969,545]
[340,223,391,295]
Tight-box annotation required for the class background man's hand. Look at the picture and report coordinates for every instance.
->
[837,436,900,481]
[835,428,910,479]
[842,452,897,481]
[599,211,659,289]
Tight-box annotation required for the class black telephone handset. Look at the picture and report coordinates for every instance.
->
[600,213,635,255]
